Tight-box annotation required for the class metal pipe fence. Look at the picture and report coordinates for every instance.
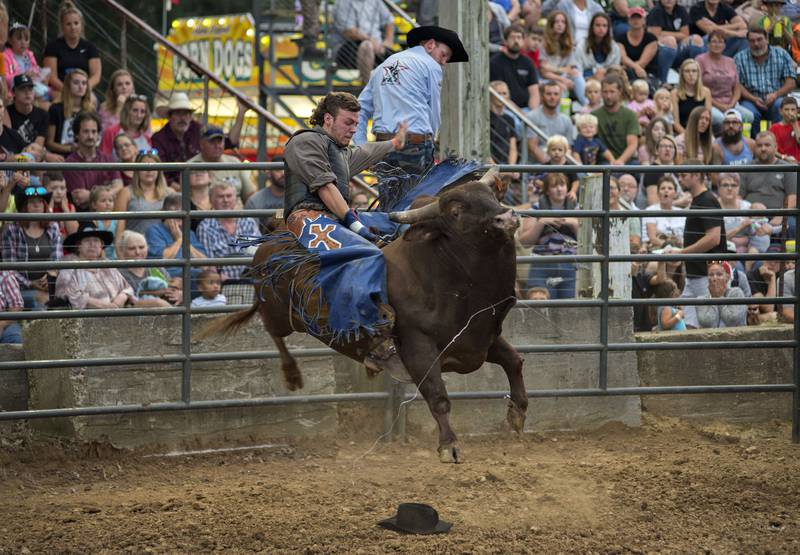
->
[0,162,797,443]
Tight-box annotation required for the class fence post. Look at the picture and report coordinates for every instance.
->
[180,170,192,404]
[793,169,799,443]
[383,376,405,442]
[577,173,631,299]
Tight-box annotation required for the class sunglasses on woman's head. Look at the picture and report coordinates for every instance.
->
[130,94,148,102]
[138,148,159,157]
[24,186,47,196]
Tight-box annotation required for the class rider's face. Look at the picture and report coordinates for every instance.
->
[324,109,359,147]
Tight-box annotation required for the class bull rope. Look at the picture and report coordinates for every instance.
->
[350,295,518,471]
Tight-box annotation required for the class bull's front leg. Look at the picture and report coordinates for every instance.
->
[399,332,460,463]
[487,336,527,433]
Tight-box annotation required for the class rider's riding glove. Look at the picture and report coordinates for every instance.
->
[342,209,378,242]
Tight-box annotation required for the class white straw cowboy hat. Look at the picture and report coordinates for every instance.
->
[155,92,196,118]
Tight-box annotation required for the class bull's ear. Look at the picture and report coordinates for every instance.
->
[402,221,441,242]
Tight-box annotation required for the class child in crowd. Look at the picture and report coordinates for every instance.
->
[573,113,614,166]
[44,171,77,237]
[90,185,118,259]
[527,287,550,300]
[653,88,674,128]
[523,26,543,72]
[653,279,686,331]
[531,135,580,202]
[191,268,226,308]
[4,22,50,104]
[628,79,656,128]
[769,96,800,161]
[578,78,602,114]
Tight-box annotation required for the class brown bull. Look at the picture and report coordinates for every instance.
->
[202,169,527,462]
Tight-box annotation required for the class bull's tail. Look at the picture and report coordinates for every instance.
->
[196,303,260,340]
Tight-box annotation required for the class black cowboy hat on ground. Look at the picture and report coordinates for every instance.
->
[378,503,452,535]
[64,222,115,251]
[407,26,469,63]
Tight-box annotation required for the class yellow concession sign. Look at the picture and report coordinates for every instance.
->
[158,14,258,93]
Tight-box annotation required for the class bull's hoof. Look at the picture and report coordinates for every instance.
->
[438,444,462,464]
[506,400,527,433]
[283,366,304,391]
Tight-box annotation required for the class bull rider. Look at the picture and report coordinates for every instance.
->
[283,91,409,377]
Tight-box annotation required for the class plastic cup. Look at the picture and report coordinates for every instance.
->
[560,97,572,115]
[743,122,752,138]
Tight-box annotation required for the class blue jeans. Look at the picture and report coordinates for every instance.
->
[0,323,22,344]
[658,43,706,83]
[569,72,587,106]
[21,287,44,310]
[382,139,434,176]
[739,97,783,135]
[703,35,748,58]
[527,260,576,299]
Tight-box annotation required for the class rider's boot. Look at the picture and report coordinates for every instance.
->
[363,304,412,382]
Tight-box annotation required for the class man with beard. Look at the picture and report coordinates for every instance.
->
[593,75,640,165]
[152,93,247,186]
[739,131,797,240]
[527,82,575,163]
[63,112,122,210]
[734,24,796,132]
[712,109,755,166]
[490,24,540,111]
[245,155,287,233]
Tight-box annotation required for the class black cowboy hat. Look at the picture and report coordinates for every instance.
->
[407,26,469,63]
[14,181,52,212]
[378,503,452,535]
[64,222,114,251]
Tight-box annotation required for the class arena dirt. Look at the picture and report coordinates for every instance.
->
[1,415,799,554]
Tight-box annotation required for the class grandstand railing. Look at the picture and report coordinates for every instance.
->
[0,162,797,445]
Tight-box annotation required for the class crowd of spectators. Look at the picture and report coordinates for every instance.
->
[479,0,797,330]
[0,0,274,336]
[0,0,797,345]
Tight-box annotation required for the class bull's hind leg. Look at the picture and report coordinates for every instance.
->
[487,336,527,433]
[270,333,304,391]
[401,334,460,463]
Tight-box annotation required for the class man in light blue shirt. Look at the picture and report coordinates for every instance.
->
[355,25,468,176]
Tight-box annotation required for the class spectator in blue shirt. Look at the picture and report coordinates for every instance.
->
[145,194,208,286]
[734,24,797,132]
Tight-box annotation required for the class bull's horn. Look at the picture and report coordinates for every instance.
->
[479,166,500,186]
[389,200,441,224]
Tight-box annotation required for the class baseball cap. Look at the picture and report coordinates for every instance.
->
[13,74,34,91]
[723,109,743,123]
[201,126,224,140]
[628,7,646,17]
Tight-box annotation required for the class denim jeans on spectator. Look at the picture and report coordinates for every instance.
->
[0,323,22,344]
[680,275,709,328]
[382,139,434,177]
[527,261,576,299]
[657,43,705,83]
[21,287,44,310]
[569,73,588,106]
[738,98,783,135]
[711,104,754,134]
[703,35,748,58]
